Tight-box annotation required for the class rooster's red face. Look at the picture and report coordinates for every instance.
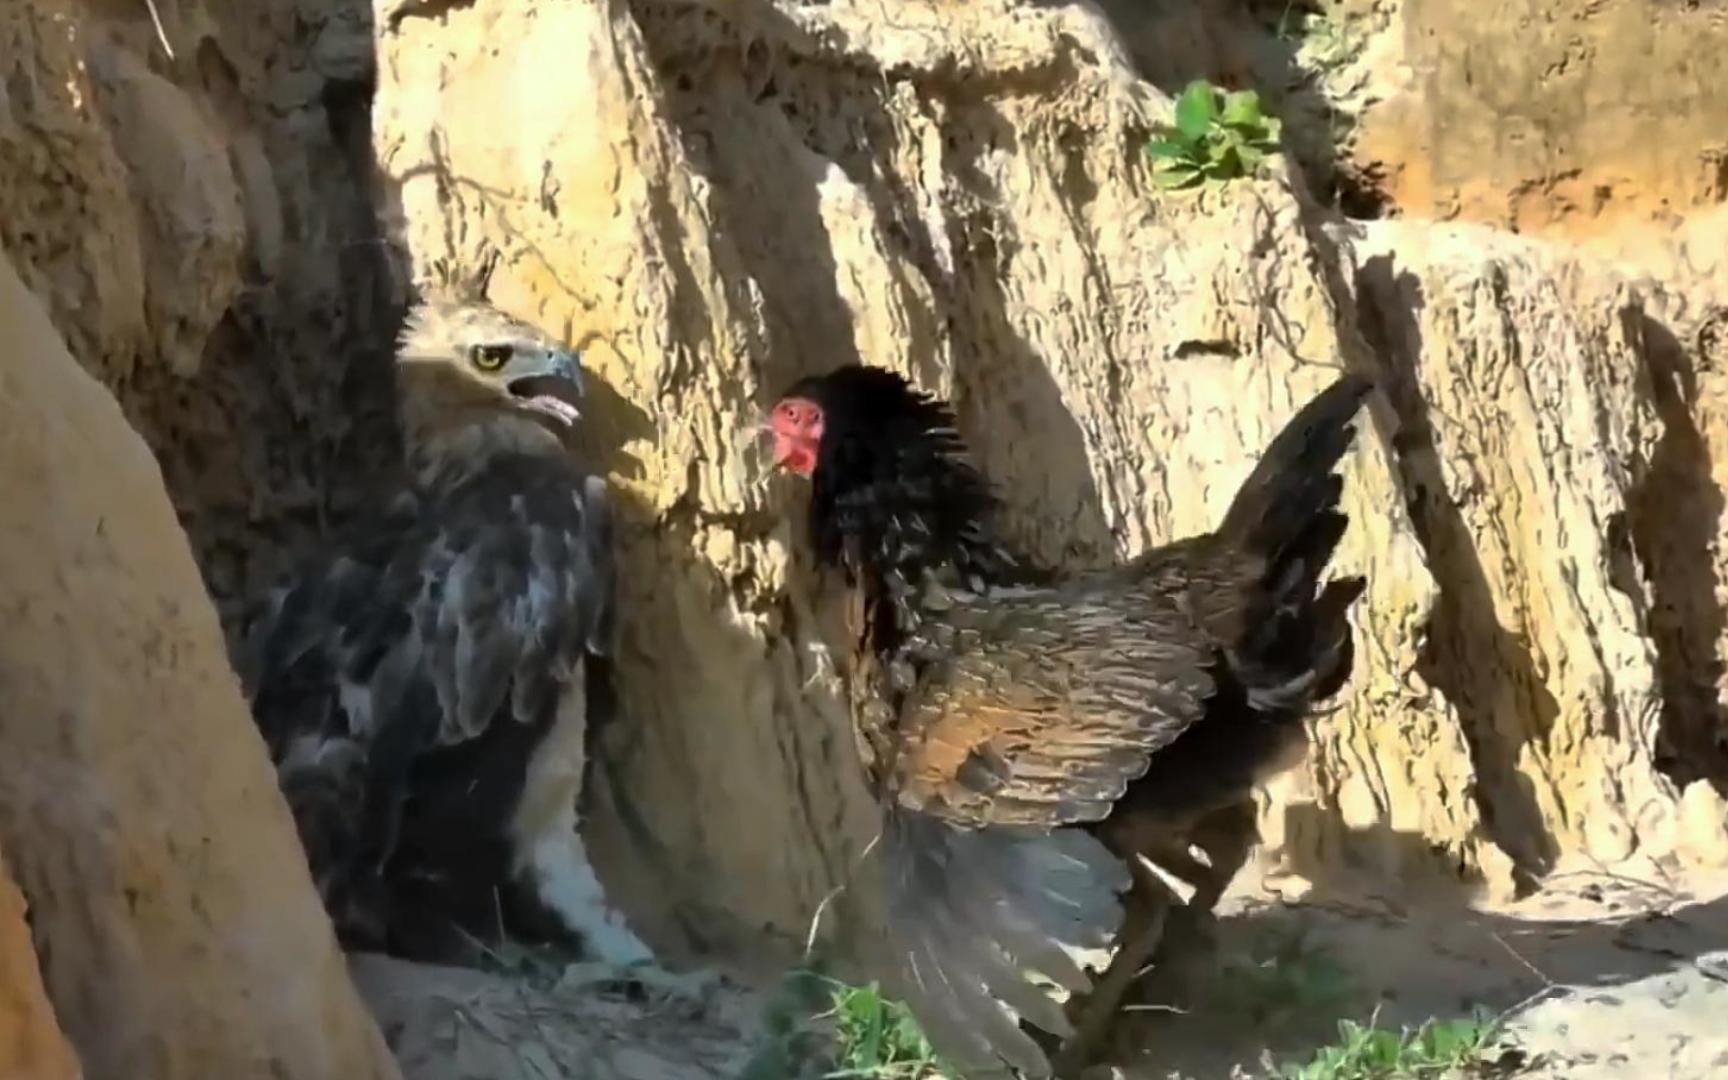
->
[769,396,824,476]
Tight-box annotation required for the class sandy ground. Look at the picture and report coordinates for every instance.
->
[1107,856,1728,1079]
[352,855,1728,1080]
[350,954,767,1080]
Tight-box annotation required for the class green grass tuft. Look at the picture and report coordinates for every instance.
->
[739,966,949,1080]
[823,979,947,1078]
[1271,1010,1505,1080]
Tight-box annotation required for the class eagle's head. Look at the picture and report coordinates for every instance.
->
[393,296,588,483]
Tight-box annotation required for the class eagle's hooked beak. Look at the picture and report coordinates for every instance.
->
[542,349,585,394]
[508,347,586,427]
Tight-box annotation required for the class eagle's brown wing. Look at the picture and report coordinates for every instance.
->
[242,458,614,905]
[883,564,1225,831]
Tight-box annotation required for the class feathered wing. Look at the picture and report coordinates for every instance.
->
[882,813,1129,1079]
[886,574,1219,828]
[861,573,1220,1077]
[242,454,612,896]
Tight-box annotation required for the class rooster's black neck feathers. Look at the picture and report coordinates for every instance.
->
[785,366,1016,613]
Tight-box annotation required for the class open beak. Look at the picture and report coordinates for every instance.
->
[508,348,585,427]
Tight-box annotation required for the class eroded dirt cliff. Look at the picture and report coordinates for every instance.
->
[0,254,398,1077]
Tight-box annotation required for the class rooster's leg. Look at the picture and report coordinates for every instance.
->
[1125,798,1262,1019]
[1182,797,1258,914]
[1130,797,1258,916]
[1051,857,1176,1078]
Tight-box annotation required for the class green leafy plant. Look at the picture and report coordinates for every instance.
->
[824,980,946,1078]
[738,968,948,1080]
[1272,1010,1505,1080]
[1146,79,1284,190]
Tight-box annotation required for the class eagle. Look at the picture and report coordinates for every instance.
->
[238,296,658,974]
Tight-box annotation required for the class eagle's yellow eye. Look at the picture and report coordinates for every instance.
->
[469,344,512,372]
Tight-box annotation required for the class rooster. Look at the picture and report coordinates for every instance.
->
[766,365,1372,1077]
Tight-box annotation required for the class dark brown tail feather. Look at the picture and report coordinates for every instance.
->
[1219,374,1373,564]
[1218,374,1373,708]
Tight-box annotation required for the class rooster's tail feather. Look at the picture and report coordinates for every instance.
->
[1217,374,1373,711]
